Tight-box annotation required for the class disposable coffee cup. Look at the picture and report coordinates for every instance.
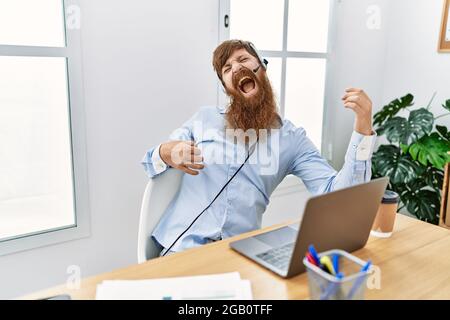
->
[370,190,399,238]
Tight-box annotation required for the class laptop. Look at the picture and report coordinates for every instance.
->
[229,177,389,278]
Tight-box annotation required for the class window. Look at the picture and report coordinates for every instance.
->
[0,0,89,255]
[219,0,332,150]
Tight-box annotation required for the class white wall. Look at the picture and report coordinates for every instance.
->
[0,0,219,299]
[381,0,450,129]
[325,0,391,168]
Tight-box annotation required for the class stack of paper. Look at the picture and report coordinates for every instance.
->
[95,272,252,300]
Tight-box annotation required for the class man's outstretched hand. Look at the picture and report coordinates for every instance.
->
[160,140,204,175]
[342,87,374,136]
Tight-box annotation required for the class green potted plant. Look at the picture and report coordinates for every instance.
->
[372,93,450,225]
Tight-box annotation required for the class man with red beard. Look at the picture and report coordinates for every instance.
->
[142,40,376,256]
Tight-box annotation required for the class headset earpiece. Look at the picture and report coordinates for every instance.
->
[247,42,268,70]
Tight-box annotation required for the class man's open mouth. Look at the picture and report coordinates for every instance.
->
[238,76,256,94]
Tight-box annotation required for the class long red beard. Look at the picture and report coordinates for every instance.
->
[225,67,281,134]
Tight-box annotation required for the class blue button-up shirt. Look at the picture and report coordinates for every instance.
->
[141,105,376,253]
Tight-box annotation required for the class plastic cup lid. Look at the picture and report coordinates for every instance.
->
[382,190,399,204]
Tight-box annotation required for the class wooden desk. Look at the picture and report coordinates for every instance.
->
[22,214,450,300]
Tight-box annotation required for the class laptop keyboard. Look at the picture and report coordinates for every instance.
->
[256,242,295,270]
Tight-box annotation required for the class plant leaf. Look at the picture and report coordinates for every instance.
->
[442,99,450,112]
[408,143,419,161]
[422,165,444,190]
[376,117,407,142]
[408,132,450,169]
[372,145,421,185]
[406,109,435,142]
[397,182,441,225]
[436,125,450,141]
[373,94,414,127]
[400,143,409,154]
[377,109,434,144]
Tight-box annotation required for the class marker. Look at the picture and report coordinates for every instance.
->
[308,245,322,267]
[361,260,372,272]
[320,256,336,275]
[332,254,340,274]
[305,252,318,266]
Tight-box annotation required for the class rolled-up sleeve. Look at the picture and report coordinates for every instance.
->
[346,131,377,184]
[141,144,167,178]
[289,128,376,195]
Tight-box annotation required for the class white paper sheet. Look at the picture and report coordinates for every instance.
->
[95,272,252,300]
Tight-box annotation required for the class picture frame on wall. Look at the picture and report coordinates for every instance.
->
[439,0,450,52]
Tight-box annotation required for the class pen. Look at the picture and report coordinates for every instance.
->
[346,260,372,299]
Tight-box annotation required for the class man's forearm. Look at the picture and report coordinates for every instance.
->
[324,131,376,192]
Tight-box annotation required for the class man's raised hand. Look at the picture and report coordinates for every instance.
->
[160,140,204,175]
[342,87,374,136]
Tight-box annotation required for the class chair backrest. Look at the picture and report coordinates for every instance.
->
[137,169,184,263]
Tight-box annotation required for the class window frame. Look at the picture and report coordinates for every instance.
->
[0,0,90,256]
[218,0,337,159]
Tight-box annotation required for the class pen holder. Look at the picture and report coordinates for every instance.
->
[303,249,370,300]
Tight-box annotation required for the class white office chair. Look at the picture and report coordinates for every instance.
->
[137,168,184,263]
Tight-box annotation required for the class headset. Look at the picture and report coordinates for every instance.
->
[161,139,259,256]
